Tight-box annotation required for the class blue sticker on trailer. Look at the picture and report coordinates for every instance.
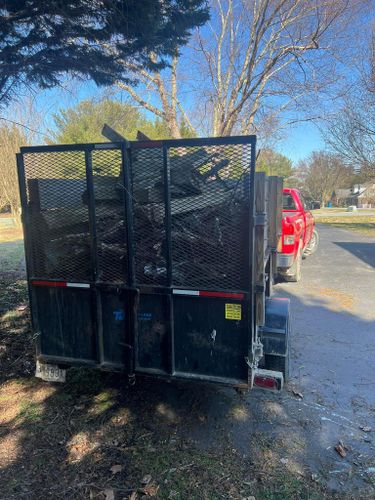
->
[138,312,153,321]
[113,309,125,321]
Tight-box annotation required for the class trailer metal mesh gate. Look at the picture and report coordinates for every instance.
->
[18,136,256,386]
[20,138,255,291]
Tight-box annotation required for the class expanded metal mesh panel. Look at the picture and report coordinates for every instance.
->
[23,151,91,281]
[21,138,253,290]
[130,145,167,286]
[168,143,252,290]
[92,149,127,283]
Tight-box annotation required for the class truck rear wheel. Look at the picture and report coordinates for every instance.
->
[284,248,302,282]
[303,229,319,257]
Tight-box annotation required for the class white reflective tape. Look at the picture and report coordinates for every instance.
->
[172,289,199,296]
[66,283,90,289]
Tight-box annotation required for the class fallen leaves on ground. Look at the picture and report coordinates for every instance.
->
[141,474,152,485]
[110,464,123,474]
[141,483,159,497]
[103,489,115,500]
[334,442,347,458]
[359,425,372,433]
[291,390,303,399]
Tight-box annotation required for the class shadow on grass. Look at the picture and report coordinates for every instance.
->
[1,281,375,499]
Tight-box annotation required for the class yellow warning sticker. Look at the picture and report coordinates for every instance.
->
[225,303,242,320]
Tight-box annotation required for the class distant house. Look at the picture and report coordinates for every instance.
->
[334,188,353,206]
[333,182,375,208]
[357,182,375,208]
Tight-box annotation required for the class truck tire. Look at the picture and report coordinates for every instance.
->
[303,229,319,257]
[284,247,302,282]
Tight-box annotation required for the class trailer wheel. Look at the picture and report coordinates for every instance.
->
[303,229,319,257]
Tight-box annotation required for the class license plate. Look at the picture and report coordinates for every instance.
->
[35,360,66,383]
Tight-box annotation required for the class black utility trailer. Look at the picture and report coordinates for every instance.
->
[17,133,290,390]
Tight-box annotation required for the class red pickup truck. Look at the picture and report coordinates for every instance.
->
[277,188,319,282]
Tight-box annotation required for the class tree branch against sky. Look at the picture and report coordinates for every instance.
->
[115,0,368,140]
[0,0,209,108]
[323,26,375,176]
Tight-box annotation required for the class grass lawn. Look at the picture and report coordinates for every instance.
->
[0,226,25,275]
[314,216,375,238]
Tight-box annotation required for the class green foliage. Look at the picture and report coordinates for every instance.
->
[179,118,197,139]
[52,99,167,143]
[0,124,28,214]
[0,1,209,107]
[51,99,196,144]
[256,149,293,179]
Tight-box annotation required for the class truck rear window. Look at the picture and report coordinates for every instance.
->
[283,193,296,210]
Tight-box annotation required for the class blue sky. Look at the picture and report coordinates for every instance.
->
[3,0,373,168]
[15,80,326,166]
[277,123,325,165]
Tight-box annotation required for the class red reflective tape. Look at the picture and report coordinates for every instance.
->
[199,291,244,299]
[32,280,67,287]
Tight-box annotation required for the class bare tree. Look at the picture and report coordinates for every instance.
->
[116,53,195,139]
[116,0,361,139]
[0,99,45,222]
[0,125,26,221]
[297,151,353,206]
[324,28,375,176]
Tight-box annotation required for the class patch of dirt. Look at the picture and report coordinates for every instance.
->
[317,287,355,311]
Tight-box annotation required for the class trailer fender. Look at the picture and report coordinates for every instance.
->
[259,298,290,379]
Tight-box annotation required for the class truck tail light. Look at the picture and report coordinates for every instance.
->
[283,235,295,245]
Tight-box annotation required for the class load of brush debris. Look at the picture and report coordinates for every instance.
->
[28,134,249,288]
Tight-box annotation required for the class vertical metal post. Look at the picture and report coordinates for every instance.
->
[121,143,137,378]
[122,144,135,287]
[163,144,172,286]
[248,139,257,385]
[84,149,103,364]
[16,154,39,353]
[163,144,175,375]
[85,149,98,281]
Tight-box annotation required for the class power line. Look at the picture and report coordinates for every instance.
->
[0,117,50,139]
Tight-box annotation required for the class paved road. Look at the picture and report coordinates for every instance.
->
[166,224,375,492]
[272,224,375,486]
